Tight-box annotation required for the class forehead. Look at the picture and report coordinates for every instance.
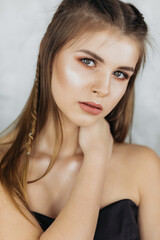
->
[63,30,140,67]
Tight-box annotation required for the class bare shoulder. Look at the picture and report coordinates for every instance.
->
[0,183,43,239]
[113,142,160,167]
[112,142,160,188]
[114,144,160,239]
[0,130,44,238]
[113,142,160,198]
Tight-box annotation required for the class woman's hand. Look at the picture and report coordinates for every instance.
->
[79,118,113,159]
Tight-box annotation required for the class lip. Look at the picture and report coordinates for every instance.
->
[79,102,103,115]
[79,101,103,110]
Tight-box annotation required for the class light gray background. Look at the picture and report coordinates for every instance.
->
[0,0,160,155]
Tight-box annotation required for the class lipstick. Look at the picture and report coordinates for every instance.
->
[79,101,103,115]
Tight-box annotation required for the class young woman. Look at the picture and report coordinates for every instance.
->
[0,0,160,239]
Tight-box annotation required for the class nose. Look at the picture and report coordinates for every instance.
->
[91,72,111,97]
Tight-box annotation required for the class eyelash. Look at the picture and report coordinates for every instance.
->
[80,57,129,80]
[113,71,129,80]
[80,58,96,67]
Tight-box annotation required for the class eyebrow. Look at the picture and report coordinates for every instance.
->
[76,49,135,72]
[77,49,105,64]
[117,66,135,72]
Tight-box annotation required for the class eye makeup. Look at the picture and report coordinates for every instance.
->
[78,57,130,80]
[80,58,96,67]
[113,70,129,80]
[76,49,105,64]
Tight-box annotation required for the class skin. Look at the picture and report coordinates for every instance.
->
[27,29,140,212]
[0,30,160,240]
[31,30,139,161]
[26,30,160,240]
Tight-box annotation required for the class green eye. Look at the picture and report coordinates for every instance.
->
[84,59,90,64]
[81,58,95,67]
[114,72,121,77]
[113,71,128,80]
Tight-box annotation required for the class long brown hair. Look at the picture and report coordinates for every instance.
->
[0,0,148,223]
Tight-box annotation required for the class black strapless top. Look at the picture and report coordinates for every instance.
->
[31,199,140,240]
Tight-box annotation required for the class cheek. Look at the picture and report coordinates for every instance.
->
[107,81,129,111]
[51,57,90,113]
[114,82,128,100]
[51,56,88,93]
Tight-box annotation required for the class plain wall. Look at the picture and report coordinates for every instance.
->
[0,0,160,155]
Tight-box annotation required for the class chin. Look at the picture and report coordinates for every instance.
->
[72,115,103,127]
[60,109,105,127]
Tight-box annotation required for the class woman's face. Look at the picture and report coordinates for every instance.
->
[51,30,139,127]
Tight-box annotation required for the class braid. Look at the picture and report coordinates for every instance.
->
[25,55,40,156]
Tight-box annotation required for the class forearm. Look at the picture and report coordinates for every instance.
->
[40,153,107,240]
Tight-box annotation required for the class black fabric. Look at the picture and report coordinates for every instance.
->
[31,198,140,240]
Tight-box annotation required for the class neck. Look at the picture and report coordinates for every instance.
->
[32,111,82,160]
